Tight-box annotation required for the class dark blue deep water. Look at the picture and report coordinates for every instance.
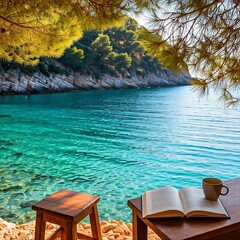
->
[0,86,239,224]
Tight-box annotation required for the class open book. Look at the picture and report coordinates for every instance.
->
[142,186,229,218]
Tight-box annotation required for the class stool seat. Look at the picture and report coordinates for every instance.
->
[32,189,102,240]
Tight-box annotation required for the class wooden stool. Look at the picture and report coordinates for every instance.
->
[32,189,102,240]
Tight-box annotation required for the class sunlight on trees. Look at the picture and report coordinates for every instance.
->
[0,0,133,64]
[0,0,239,104]
[0,0,157,64]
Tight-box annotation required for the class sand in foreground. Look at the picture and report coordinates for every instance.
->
[0,218,161,240]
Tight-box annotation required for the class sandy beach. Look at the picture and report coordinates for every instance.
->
[0,218,161,240]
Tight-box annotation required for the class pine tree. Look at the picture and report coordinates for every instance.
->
[141,0,240,105]
[0,0,157,64]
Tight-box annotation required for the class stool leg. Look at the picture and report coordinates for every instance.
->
[34,212,46,240]
[89,205,102,240]
[65,222,77,240]
[61,226,67,240]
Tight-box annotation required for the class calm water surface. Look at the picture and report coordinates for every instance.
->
[0,86,239,224]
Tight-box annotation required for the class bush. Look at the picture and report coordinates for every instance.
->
[59,47,84,71]
[0,63,5,73]
[19,65,36,75]
[38,61,50,77]
[136,68,145,77]
[48,61,68,75]
[1,61,16,72]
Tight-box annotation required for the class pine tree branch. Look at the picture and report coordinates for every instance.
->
[0,14,44,29]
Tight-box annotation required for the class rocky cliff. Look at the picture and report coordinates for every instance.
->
[0,68,191,95]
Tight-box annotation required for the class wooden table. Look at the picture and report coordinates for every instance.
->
[128,178,240,240]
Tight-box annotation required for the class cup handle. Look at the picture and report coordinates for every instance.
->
[220,185,229,196]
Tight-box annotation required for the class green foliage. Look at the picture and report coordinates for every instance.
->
[1,0,145,64]
[105,19,141,55]
[18,64,36,75]
[105,52,132,75]
[0,17,164,79]
[136,68,145,77]
[1,61,14,72]
[0,64,4,73]
[59,47,84,71]
[115,53,132,72]
[47,61,69,75]
[0,1,83,65]
[91,34,113,60]
[38,61,50,77]
[0,60,38,74]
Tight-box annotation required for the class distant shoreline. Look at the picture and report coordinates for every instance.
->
[0,68,191,96]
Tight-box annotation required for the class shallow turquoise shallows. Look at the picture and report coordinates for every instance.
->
[0,86,239,224]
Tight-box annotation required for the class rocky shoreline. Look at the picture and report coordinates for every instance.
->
[0,68,191,95]
[0,218,161,240]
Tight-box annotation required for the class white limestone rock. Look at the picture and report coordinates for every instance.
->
[0,68,191,95]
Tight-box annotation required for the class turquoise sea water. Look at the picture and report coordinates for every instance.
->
[0,86,239,224]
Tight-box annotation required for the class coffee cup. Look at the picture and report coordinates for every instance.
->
[202,178,229,201]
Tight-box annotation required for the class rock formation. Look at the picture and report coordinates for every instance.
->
[0,68,191,95]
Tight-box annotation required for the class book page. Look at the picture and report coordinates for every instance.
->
[143,186,184,218]
[179,187,228,217]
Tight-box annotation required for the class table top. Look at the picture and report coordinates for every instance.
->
[128,178,240,240]
[32,189,100,218]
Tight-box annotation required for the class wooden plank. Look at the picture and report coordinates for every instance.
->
[77,232,93,240]
[32,190,100,218]
[47,227,62,240]
[43,212,68,226]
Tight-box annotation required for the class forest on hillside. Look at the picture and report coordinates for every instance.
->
[0,19,168,79]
